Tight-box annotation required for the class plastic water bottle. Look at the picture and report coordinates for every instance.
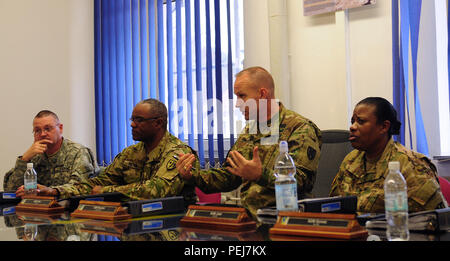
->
[384,161,409,241]
[274,141,298,211]
[24,163,37,196]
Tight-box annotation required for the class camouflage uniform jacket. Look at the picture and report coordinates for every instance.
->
[3,138,99,192]
[191,104,322,218]
[57,131,197,205]
[329,138,447,213]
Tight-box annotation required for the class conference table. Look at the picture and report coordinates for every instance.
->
[0,203,448,242]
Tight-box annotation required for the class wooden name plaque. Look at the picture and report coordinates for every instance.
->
[15,196,64,214]
[71,200,131,221]
[269,212,368,240]
[180,205,256,231]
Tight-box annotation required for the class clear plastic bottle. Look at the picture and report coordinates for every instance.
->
[274,141,298,211]
[24,163,37,196]
[384,161,409,241]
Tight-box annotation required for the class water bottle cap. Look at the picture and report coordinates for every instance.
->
[388,161,400,171]
[26,163,33,169]
[279,141,288,153]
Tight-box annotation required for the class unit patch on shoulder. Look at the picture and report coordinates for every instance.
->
[166,158,177,170]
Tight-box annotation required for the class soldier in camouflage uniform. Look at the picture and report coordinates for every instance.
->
[3,110,99,196]
[38,99,197,205]
[330,97,447,213]
[176,67,322,218]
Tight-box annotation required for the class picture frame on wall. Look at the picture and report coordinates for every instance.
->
[303,0,376,16]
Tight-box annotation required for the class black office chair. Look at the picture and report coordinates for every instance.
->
[312,130,354,198]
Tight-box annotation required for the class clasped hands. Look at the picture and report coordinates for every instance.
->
[15,184,57,197]
[176,146,263,181]
[15,184,103,198]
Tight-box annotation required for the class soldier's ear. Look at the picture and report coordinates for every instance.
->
[379,120,390,135]
[259,88,269,99]
[154,118,165,128]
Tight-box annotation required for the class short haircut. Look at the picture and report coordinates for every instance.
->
[357,97,401,138]
[139,98,168,126]
[236,66,275,96]
[34,110,60,122]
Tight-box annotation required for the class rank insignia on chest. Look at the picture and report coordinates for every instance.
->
[166,158,177,170]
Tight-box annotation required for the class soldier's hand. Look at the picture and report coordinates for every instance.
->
[37,184,58,196]
[15,186,25,198]
[15,184,57,197]
[226,146,262,181]
[22,139,52,161]
[91,186,104,195]
[176,153,196,180]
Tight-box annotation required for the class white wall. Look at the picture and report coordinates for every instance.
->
[0,0,95,189]
[245,0,392,131]
[244,0,449,161]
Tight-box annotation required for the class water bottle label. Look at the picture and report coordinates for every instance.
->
[24,181,37,190]
[275,183,298,211]
[385,192,408,212]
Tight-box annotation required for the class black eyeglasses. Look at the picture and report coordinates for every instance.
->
[129,116,162,123]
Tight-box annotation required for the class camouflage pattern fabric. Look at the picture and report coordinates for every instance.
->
[57,132,197,205]
[191,104,322,218]
[330,138,447,213]
[3,138,99,192]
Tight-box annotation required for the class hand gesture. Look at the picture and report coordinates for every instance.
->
[91,186,104,195]
[22,139,53,161]
[175,153,196,180]
[226,146,262,181]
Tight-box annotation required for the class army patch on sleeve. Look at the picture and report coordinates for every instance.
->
[166,158,177,171]
[307,146,316,161]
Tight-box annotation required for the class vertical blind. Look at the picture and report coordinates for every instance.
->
[392,0,429,155]
[94,0,243,167]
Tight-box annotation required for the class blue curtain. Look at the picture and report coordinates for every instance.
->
[392,0,429,155]
[94,0,240,167]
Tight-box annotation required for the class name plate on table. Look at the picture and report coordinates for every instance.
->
[60,192,127,212]
[269,212,368,240]
[180,205,256,231]
[15,196,64,214]
[71,200,131,221]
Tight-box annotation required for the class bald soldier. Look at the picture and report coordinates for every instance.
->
[176,67,322,218]
[4,110,99,196]
[38,99,197,205]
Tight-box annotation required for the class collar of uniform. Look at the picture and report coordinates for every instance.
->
[344,138,395,179]
[245,102,284,136]
[43,137,68,164]
[372,138,396,178]
[146,131,170,162]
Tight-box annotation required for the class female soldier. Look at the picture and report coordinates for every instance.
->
[330,97,447,213]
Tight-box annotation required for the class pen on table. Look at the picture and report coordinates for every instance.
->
[173,155,197,171]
